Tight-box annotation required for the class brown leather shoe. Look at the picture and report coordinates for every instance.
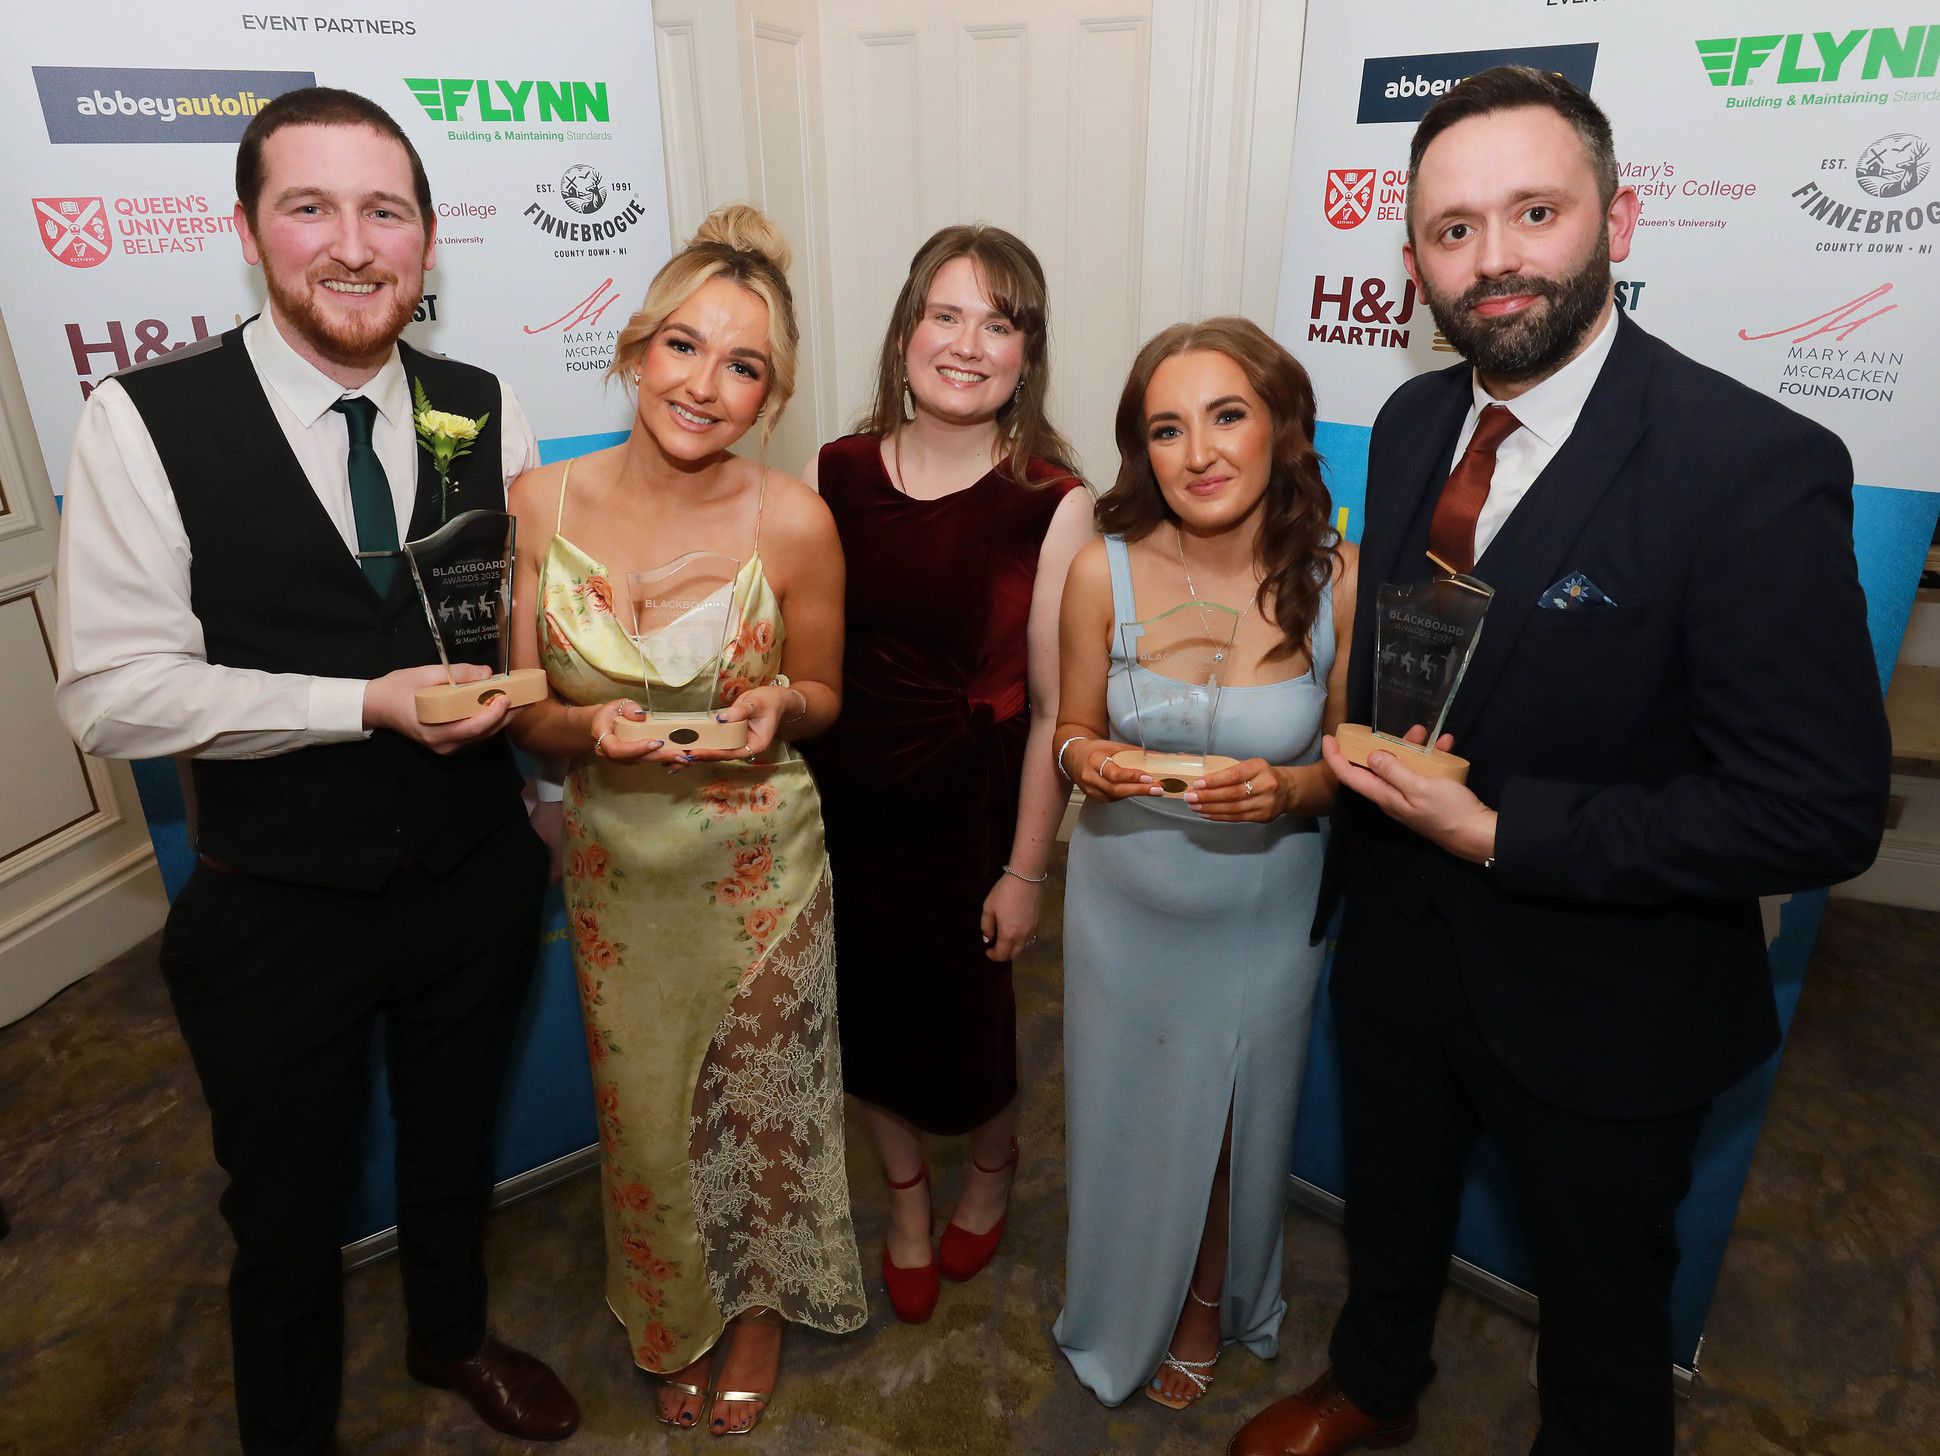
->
[1228,1368,1416,1455]
[406,1336,580,1441]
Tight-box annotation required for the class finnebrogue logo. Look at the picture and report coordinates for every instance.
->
[1356,44,1599,124]
[524,165,644,259]
[33,66,314,144]
[1791,134,1940,256]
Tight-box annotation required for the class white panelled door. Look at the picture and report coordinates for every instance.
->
[0,313,164,1026]
[818,0,1156,484]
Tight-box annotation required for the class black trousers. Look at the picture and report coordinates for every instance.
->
[1325,888,1706,1456]
[158,812,547,1456]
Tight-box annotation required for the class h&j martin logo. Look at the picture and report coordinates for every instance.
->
[1324,169,1377,230]
[1356,43,1598,124]
[33,66,315,145]
[35,197,110,268]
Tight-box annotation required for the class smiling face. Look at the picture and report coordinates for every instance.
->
[1403,105,1637,394]
[902,255,1027,425]
[632,274,773,463]
[236,122,432,381]
[1142,349,1274,536]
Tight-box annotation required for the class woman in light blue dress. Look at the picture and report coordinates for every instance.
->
[1051,317,1356,1409]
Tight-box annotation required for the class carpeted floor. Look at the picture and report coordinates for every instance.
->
[2,862,1936,1455]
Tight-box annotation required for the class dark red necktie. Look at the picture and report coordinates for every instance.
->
[1427,403,1521,574]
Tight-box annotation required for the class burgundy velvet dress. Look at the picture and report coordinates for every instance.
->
[805,433,1081,1134]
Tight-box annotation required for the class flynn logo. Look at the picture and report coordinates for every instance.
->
[405,78,610,123]
[1324,169,1377,230]
[35,197,111,268]
[1696,27,1940,87]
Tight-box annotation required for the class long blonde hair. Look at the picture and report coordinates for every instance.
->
[857,223,1078,486]
[608,204,798,448]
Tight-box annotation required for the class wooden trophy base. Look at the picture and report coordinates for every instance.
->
[415,667,548,724]
[612,713,751,751]
[1109,748,1239,798]
[1334,722,1471,784]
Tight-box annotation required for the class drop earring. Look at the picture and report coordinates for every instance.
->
[901,376,916,423]
[1012,375,1025,403]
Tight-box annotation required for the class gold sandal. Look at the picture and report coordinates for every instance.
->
[651,1371,710,1429]
[708,1310,782,1437]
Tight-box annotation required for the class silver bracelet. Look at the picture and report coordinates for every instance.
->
[1056,733,1088,782]
[1002,863,1049,884]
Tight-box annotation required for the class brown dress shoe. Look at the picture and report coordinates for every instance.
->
[1228,1368,1416,1455]
[406,1336,580,1441]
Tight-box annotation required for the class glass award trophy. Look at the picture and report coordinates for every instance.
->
[1334,569,1494,783]
[613,552,751,751]
[1108,599,1243,797]
[402,509,548,723]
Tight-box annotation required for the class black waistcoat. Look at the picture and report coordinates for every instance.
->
[116,323,522,892]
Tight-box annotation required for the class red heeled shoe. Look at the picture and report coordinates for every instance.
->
[881,1164,939,1323]
[938,1139,1018,1283]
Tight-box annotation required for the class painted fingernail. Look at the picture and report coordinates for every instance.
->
[679,752,695,763]
[648,740,665,750]
[1184,792,1199,803]
[1138,775,1155,784]
[716,714,727,722]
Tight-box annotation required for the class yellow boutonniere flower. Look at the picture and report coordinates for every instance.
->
[412,377,491,522]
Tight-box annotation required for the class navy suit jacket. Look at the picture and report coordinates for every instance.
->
[1321,311,1890,1119]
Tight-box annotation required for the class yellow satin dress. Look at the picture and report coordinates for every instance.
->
[537,464,865,1372]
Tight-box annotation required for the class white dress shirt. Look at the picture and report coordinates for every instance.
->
[1446,306,1619,561]
[54,313,539,760]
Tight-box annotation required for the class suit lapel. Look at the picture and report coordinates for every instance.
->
[1445,313,1653,739]
[1363,372,1472,593]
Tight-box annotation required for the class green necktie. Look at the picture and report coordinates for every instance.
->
[331,395,399,595]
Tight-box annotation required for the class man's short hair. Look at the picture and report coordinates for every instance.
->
[1407,66,1618,234]
[235,86,433,229]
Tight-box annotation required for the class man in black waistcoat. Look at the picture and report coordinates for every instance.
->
[1230,69,1888,1456]
[54,88,577,1452]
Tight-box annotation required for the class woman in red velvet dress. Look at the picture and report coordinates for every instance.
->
[802,225,1092,1321]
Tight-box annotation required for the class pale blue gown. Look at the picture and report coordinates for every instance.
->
[1054,533,1334,1406]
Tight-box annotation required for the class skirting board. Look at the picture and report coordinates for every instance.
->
[1287,1175,1700,1396]
[341,1143,601,1273]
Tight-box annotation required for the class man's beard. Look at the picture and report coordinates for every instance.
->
[265,263,419,368]
[1420,231,1611,382]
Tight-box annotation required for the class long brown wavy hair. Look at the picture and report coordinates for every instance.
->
[856,223,1080,486]
[1096,317,1339,663]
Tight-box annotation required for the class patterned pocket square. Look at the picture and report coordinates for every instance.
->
[1538,572,1618,610]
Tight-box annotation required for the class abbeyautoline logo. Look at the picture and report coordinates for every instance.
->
[1696,27,1940,87]
[405,79,610,124]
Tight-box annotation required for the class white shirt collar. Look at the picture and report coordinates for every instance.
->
[1469,305,1619,448]
[244,311,410,431]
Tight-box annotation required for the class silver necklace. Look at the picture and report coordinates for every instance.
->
[1175,525,1259,667]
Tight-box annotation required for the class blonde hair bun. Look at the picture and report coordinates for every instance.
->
[691,203,792,276]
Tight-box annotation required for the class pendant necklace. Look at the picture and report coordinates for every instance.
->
[1176,525,1260,667]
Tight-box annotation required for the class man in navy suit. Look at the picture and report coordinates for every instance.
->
[1230,67,1889,1456]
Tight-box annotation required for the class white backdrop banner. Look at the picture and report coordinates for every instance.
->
[0,0,672,478]
[1275,1,1939,497]
[0,0,675,1240]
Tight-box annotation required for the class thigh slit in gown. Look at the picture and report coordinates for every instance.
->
[539,465,866,1372]
[1054,533,1334,1406]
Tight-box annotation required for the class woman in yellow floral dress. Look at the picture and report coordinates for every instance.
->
[506,205,863,1435]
